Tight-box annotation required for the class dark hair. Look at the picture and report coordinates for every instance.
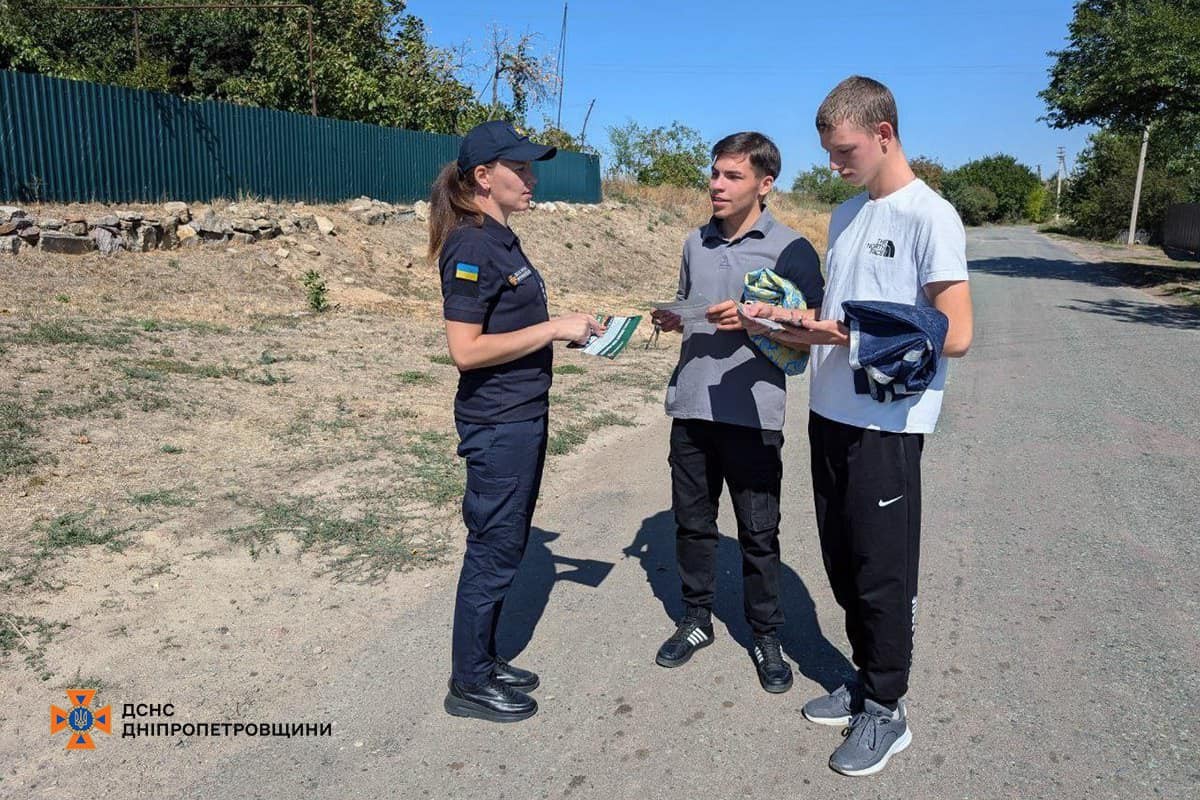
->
[816,76,900,139]
[711,132,781,180]
[427,162,485,261]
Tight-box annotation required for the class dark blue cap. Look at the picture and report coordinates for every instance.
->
[457,120,556,174]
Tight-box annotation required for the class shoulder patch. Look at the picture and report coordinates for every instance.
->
[506,266,533,286]
[454,262,480,282]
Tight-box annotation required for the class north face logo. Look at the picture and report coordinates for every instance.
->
[867,239,896,258]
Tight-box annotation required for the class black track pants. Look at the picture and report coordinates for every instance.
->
[808,411,923,705]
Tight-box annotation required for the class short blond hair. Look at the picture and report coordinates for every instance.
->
[816,76,900,139]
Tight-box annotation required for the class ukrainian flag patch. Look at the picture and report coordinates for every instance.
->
[455,262,480,282]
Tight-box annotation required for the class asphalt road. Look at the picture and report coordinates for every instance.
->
[24,226,1200,799]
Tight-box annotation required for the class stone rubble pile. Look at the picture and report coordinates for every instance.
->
[0,197,610,257]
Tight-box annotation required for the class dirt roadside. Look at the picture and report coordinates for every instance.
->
[0,189,829,785]
[1042,230,1200,305]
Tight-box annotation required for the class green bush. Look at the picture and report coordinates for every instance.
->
[1024,184,1051,224]
[607,121,709,189]
[944,154,1040,223]
[791,165,861,205]
[909,156,946,193]
[302,270,330,312]
[946,184,998,227]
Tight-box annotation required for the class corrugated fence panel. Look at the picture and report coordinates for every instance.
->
[0,70,601,205]
[1163,203,1200,257]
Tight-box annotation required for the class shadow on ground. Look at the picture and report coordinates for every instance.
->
[623,510,853,691]
[971,256,1200,330]
[494,528,615,660]
[971,255,1199,288]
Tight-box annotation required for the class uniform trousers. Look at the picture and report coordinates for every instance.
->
[450,415,548,685]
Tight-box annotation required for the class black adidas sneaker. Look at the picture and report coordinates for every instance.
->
[655,611,715,668]
[750,634,793,693]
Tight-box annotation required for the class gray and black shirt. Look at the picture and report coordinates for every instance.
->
[665,208,824,431]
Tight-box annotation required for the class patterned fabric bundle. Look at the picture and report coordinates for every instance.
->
[741,267,810,376]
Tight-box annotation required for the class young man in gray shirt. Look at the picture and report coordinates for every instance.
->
[649,132,825,693]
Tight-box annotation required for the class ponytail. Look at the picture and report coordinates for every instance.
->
[428,162,484,262]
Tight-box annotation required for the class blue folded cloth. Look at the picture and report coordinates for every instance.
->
[842,300,949,402]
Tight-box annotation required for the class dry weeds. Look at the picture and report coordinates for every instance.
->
[0,190,829,710]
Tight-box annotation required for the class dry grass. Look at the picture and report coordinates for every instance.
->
[0,188,828,698]
[0,189,828,797]
[603,180,830,258]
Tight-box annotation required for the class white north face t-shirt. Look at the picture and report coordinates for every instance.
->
[809,178,968,434]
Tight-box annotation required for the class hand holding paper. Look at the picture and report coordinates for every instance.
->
[650,294,713,326]
[566,315,643,358]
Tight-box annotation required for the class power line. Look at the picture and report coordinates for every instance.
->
[569,62,1048,76]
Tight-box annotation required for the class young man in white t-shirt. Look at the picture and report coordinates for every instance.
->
[745,76,973,776]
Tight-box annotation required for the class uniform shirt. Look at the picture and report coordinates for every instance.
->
[809,178,968,434]
[665,208,825,432]
[440,216,552,424]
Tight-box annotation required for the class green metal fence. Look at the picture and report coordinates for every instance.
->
[0,70,601,205]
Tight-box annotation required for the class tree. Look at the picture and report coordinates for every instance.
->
[946,185,998,227]
[1064,128,1190,241]
[485,28,559,123]
[0,1,489,133]
[943,155,1040,223]
[1040,0,1200,131]
[791,165,860,205]
[607,121,709,189]
[1040,1,1200,242]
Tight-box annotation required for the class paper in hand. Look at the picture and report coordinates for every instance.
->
[737,303,805,332]
[737,303,783,331]
[567,314,642,358]
[651,294,713,323]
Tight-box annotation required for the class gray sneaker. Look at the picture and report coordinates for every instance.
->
[828,698,911,777]
[802,681,862,726]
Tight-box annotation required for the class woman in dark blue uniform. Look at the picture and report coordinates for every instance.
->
[430,121,604,723]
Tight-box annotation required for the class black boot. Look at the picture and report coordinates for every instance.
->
[444,677,538,723]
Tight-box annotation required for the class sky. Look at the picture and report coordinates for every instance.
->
[408,0,1097,184]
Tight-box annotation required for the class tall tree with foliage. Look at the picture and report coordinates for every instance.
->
[1040,0,1200,131]
[1040,1,1200,240]
[484,28,559,124]
[1065,127,1194,241]
[0,0,489,133]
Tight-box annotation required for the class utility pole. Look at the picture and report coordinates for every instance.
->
[1126,123,1151,246]
[1055,146,1066,222]
[579,98,595,146]
[555,3,567,130]
[491,29,501,115]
